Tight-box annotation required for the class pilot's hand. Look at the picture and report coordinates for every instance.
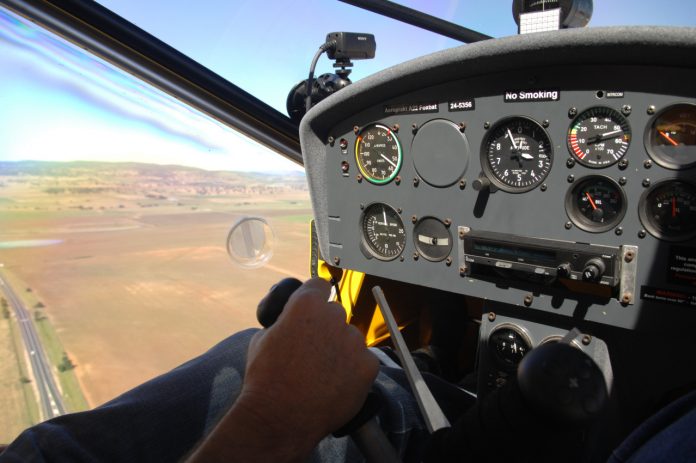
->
[187,278,379,462]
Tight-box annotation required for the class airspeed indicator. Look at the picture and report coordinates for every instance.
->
[355,123,402,184]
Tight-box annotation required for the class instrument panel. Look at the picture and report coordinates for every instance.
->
[302,28,696,333]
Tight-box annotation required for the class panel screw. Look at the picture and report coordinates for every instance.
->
[357,174,363,183]
[540,184,547,192]
[523,294,533,306]
[638,230,646,239]
[567,175,575,183]
[413,252,419,260]
[445,257,453,266]
[459,179,467,189]
[625,250,635,262]
[391,124,400,133]
[413,177,420,187]
[622,105,632,116]
[400,256,405,262]
[328,136,335,146]
[565,221,573,230]
[459,229,466,238]
[615,227,623,236]
[621,293,632,304]
[397,208,402,214]
[484,121,490,129]
[459,266,466,276]
[568,107,577,118]
[411,123,418,133]
[395,176,401,185]
[647,105,656,115]
[642,178,651,188]
[411,215,418,223]
[444,218,452,227]
[566,158,575,168]
[488,312,496,322]
[643,159,652,169]
[618,159,629,170]
[582,335,592,345]
[542,119,550,128]
[360,203,365,210]
[353,125,360,134]
[619,177,627,186]
[333,256,340,265]
[458,122,467,132]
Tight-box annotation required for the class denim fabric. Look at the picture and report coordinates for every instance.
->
[0,329,426,463]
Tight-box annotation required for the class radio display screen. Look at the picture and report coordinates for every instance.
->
[471,241,556,266]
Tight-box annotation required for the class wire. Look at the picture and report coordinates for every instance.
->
[305,40,336,114]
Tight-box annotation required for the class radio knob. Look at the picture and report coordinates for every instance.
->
[582,258,606,282]
[556,262,572,278]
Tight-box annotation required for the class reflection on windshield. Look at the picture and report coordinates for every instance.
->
[0,8,310,442]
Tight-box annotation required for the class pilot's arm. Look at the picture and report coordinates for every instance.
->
[185,278,379,463]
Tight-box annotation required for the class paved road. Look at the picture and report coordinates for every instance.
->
[0,271,65,420]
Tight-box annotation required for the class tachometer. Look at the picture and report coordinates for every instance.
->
[565,176,627,232]
[355,123,403,184]
[567,107,631,167]
[481,116,553,192]
[639,180,696,241]
[361,203,406,260]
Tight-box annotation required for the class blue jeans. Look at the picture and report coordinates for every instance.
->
[0,329,428,462]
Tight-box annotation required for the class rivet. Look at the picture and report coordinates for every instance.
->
[647,105,656,115]
[615,227,623,236]
[488,312,496,322]
[567,175,575,183]
[411,215,418,223]
[540,184,547,192]
[619,177,627,186]
[642,178,651,188]
[333,256,340,265]
[328,136,335,146]
[542,119,550,128]
[353,125,360,134]
[484,121,490,129]
[565,222,573,230]
[391,124,400,133]
[643,159,652,169]
[566,158,575,168]
[622,105,632,116]
[395,176,401,185]
[444,218,452,227]
[638,230,646,239]
[413,177,420,187]
[445,257,453,266]
[523,294,533,306]
[568,107,577,118]
[582,335,592,345]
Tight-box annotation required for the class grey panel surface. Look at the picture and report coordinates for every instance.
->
[411,119,469,187]
[299,27,696,333]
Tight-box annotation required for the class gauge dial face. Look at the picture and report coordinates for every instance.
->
[482,116,553,192]
[355,124,403,184]
[645,104,696,170]
[413,217,452,262]
[565,176,627,232]
[361,203,406,260]
[489,326,532,371]
[567,107,631,167]
[639,180,696,241]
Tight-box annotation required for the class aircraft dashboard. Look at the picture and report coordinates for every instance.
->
[301,28,696,448]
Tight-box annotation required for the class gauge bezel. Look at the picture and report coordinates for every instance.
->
[413,216,453,262]
[359,202,406,261]
[354,123,403,184]
[638,179,696,242]
[643,103,696,170]
[566,106,631,168]
[565,175,627,233]
[480,116,553,193]
[487,323,533,371]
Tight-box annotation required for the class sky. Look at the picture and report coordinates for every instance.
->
[1,1,695,173]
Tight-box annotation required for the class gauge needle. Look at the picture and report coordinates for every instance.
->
[585,192,598,210]
[672,196,677,217]
[659,130,680,146]
[418,234,449,246]
[507,128,519,150]
[383,207,388,227]
[380,153,397,168]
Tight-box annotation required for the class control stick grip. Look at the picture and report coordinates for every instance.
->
[256,278,303,327]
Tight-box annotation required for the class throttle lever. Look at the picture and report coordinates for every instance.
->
[256,278,400,463]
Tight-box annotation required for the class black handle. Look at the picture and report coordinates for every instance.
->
[256,278,303,328]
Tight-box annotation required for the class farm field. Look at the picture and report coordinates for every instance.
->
[0,161,311,441]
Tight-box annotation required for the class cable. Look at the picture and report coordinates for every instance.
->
[305,40,336,114]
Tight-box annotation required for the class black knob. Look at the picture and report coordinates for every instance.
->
[256,277,303,327]
[582,258,605,282]
[556,262,572,278]
[472,176,491,191]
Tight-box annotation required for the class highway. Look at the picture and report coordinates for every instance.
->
[0,270,65,420]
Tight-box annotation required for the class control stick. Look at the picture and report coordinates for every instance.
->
[257,278,400,463]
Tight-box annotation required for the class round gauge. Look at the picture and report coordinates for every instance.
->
[645,103,696,170]
[355,123,403,184]
[489,325,532,371]
[565,176,627,232]
[567,107,631,167]
[361,203,406,260]
[481,116,553,192]
[639,180,696,241]
[413,217,452,262]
